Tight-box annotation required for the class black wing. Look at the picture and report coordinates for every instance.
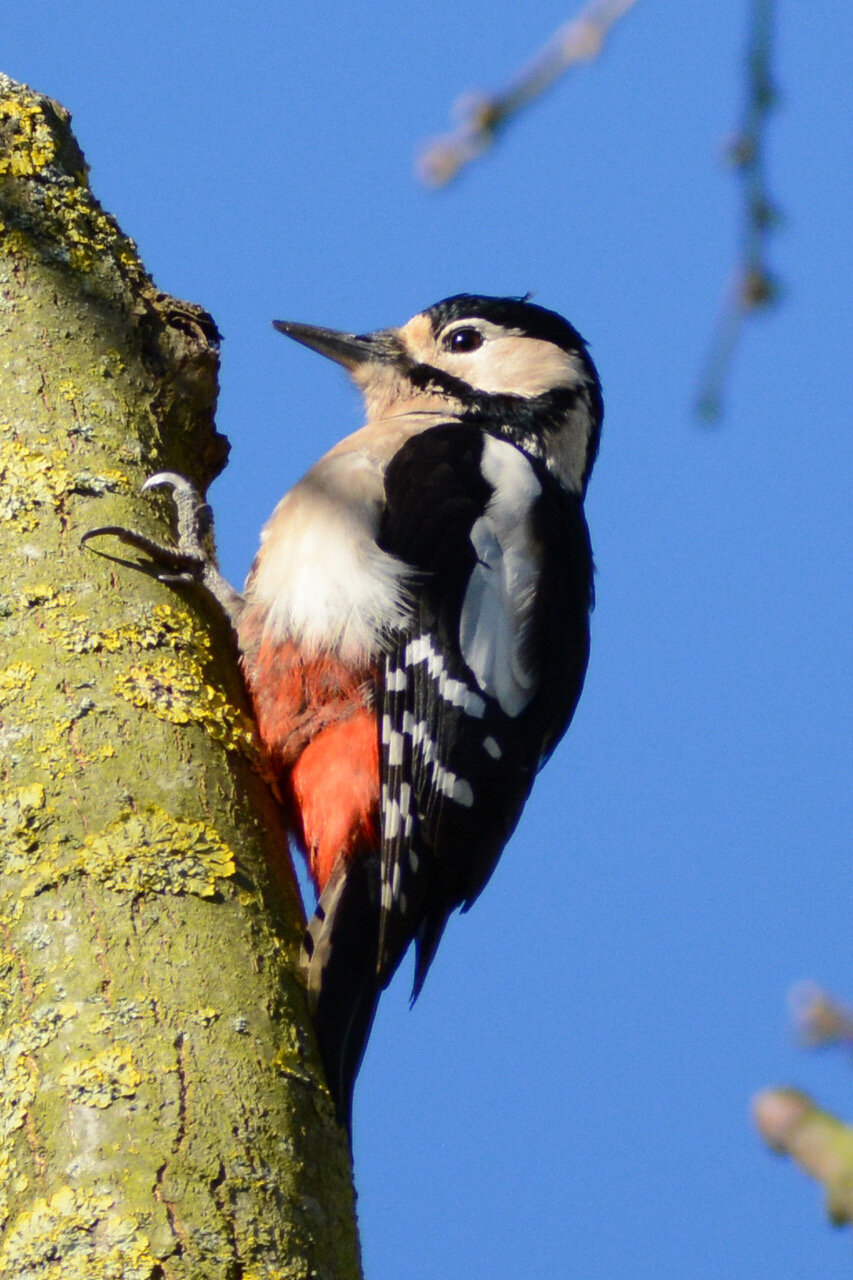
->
[376,423,593,995]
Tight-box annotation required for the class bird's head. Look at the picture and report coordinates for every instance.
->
[274,294,602,495]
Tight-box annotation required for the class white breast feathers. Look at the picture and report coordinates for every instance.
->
[250,448,415,662]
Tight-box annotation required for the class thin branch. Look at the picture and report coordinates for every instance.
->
[417,0,640,187]
[789,982,853,1051]
[695,0,781,420]
[752,987,853,1230]
[753,1089,853,1227]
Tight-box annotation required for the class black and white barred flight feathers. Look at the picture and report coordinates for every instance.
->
[245,294,602,1130]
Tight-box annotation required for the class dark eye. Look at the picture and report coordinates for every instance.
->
[445,327,484,353]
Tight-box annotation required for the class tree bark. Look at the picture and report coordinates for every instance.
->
[0,74,362,1280]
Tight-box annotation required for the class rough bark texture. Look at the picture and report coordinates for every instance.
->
[0,74,362,1280]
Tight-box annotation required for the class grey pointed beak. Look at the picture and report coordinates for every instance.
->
[272,320,398,370]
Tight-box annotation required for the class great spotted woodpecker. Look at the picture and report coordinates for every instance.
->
[238,294,603,1128]
[86,293,603,1133]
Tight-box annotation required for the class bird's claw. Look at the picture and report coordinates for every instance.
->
[140,472,214,560]
[82,473,244,627]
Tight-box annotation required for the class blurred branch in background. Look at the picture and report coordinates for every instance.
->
[753,984,853,1230]
[789,982,853,1051]
[696,0,782,420]
[418,0,782,423]
[417,0,640,187]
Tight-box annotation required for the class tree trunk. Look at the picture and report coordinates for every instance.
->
[0,74,362,1280]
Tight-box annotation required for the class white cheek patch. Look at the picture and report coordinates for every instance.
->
[459,437,542,717]
[438,330,586,399]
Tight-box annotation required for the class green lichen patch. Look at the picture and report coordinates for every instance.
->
[0,439,72,529]
[0,1186,156,1280]
[51,616,127,655]
[188,1007,220,1027]
[0,1148,28,1235]
[134,602,212,653]
[270,1024,315,1091]
[0,665,36,707]
[39,184,141,278]
[50,601,211,659]
[30,713,88,781]
[0,1038,38,1143]
[0,94,60,178]
[114,657,258,758]
[74,807,236,898]
[52,371,127,438]
[12,806,235,901]
[0,1005,77,1141]
[0,437,125,531]
[0,783,47,872]
[20,586,73,612]
[0,80,144,286]
[90,349,126,381]
[0,951,22,1016]
[59,1045,142,1109]
[37,596,259,758]
[243,1271,306,1280]
[90,1002,151,1037]
[64,470,129,498]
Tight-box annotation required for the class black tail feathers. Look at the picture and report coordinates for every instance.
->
[411,905,448,1004]
[301,852,383,1134]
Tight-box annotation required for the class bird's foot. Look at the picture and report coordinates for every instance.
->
[82,471,244,627]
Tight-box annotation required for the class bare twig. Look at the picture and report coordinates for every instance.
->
[695,0,781,420]
[417,0,640,187]
[753,986,853,1228]
[753,1089,853,1226]
[789,983,853,1051]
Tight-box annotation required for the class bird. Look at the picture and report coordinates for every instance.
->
[84,293,602,1131]
[234,293,604,1131]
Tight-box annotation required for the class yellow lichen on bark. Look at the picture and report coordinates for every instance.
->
[0,91,61,176]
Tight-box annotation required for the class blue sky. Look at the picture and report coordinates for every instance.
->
[5,3,852,1276]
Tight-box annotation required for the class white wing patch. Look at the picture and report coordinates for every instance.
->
[459,437,542,717]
